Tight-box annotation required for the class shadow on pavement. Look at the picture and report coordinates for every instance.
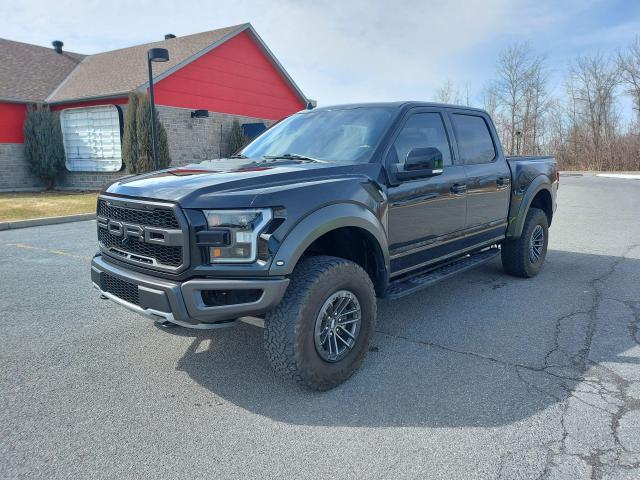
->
[165,249,638,427]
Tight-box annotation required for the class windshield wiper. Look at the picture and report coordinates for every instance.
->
[263,153,326,163]
[230,154,247,159]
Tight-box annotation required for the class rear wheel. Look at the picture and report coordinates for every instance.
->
[501,207,549,278]
[264,255,376,390]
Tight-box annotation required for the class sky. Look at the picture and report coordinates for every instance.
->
[2,0,639,112]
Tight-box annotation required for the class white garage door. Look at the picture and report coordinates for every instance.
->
[60,105,123,172]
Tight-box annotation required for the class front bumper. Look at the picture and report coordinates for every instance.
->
[91,255,289,329]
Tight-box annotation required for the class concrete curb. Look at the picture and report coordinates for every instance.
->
[0,213,95,231]
[596,173,640,180]
[560,170,640,175]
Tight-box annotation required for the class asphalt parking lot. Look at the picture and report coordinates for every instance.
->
[1,174,639,479]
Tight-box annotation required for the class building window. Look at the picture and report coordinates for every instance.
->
[60,105,123,172]
[241,122,267,140]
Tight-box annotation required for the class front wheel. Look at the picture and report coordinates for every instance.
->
[501,207,549,278]
[264,255,377,390]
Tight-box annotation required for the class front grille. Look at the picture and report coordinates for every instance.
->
[97,199,179,229]
[103,273,140,306]
[97,197,186,271]
[99,229,183,267]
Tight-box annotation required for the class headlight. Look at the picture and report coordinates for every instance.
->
[202,209,272,263]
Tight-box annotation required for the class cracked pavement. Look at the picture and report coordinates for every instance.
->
[1,173,639,479]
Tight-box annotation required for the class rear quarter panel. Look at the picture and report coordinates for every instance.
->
[506,156,558,239]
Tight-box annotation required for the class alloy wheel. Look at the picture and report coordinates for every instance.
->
[313,290,362,362]
[529,224,545,263]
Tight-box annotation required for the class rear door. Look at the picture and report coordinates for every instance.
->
[448,112,510,236]
[386,109,468,275]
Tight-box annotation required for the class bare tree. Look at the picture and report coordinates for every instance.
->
[493,43,549,155]
[546,99,569,165]
[521,62,550,154]
[495,43,529,153]
[481,42,639,171]
[481,84,500,119]
[618,36,640,126]
[430,43,638,171]
[566,54,620,170]
[435,79,462,104]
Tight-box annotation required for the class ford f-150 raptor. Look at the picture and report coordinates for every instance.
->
[91,102,558,390]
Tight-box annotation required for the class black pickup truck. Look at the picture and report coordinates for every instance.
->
[91,102,558,389]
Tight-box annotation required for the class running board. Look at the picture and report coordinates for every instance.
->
[385,248,500,300]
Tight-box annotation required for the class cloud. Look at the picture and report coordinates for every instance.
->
[1,0,636,107]
[568,19,640,50]
[250,0,516,103]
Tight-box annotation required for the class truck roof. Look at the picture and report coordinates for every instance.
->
[311,101,488,114]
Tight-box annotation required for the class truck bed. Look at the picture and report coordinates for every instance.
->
[506,155,557,184]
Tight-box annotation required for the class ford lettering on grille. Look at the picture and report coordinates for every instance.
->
[96,198,187,272]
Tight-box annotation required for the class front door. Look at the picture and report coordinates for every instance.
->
[386,111,468,275]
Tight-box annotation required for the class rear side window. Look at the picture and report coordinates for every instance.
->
[451,114,496,164]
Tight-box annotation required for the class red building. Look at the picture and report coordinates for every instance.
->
[0,23,308,190]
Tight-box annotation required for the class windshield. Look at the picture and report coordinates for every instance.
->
[240,107,394,164]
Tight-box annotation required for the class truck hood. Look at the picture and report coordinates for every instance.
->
[104,158,382,208]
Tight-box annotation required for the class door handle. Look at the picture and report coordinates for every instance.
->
[450,183,467,195]
[497,176,511,188]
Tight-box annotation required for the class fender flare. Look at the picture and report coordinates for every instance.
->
[268,203,389,277]
[507,176,552,239]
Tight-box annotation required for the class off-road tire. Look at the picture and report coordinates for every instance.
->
[501,207,549,278]
[264,255,376,390]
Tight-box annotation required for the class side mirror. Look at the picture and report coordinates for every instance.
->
[394,147,444,181]
[406,147,443,171]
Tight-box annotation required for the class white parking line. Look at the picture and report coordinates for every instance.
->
[596,173,640,180]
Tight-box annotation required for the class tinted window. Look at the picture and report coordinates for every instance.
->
[451,114,496,164]
[390,113,452,167]
[241,107,393,164]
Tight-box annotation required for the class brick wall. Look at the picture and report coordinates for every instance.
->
[56,171,127,190]
[0,105,275,191]
[0,143,43,192]
[157,106,274,166]
[0,142,126,191]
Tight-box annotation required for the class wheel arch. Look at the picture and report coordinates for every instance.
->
[269,203,389,296]
[507,178,554,239]
[529,189,553,226]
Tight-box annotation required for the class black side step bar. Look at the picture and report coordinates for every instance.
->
[385,248,500,300]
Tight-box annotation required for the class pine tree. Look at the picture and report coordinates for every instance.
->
[135,95,153,172]
[156,119,171,169]
[122,92,140,173]
[228,119,250,156]
[23,105,65,189]
[135,95,171,172]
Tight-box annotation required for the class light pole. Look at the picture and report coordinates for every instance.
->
[147,48,169,170]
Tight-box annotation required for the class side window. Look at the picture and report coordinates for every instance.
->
[390,113,452,167]
[451,114,496,164]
